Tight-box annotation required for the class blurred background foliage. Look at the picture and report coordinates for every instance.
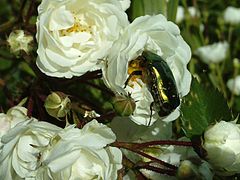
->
[1,0,240,135]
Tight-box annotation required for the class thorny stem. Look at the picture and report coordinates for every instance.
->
[132,150,178,170]
[113,140,192,150]
[120,155,147,180]
[136,161,176,176]
[112,141,190,171]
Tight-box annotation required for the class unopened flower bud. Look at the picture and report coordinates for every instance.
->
[7,30,33,56]
[112,94,136,116]
[177,160,195,179]
[233,58,240,68]
[44,92,71,119]
[177,159,213,180]
[203,120,240,175]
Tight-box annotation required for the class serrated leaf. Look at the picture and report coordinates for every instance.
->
[180,78,232,138]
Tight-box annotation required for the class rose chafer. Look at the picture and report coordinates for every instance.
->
[126,51,180,117]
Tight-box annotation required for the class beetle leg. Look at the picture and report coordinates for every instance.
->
[124,70,142,88]
[148,102,154,126]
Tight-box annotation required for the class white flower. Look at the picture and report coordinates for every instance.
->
[203,121,240,175]
[0,119,62,180]
[103,14,192,126]
[195,42,229,64]
[176,6,200,23]
[176,6,184,23]
[36,120,122,180]
[188,6,200,18]
[118,0,131,11]
[227,75,240,96]
[0,106,28,149]
[36,0,129,78]
[7,30,33,56]
[224,6,240,25]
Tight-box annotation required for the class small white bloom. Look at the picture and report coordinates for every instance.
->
[7,30,33,56]
[176,6,200,23]
[0,119,62,180]
[36,0,129,78]
[36,120,122,180]
[188,6,200,18]
[227,75,240,96]
[195,42,229,64]
[103,14,192,126]
[203,121,240,175]
[224,6,240,25]
[176,6,184,23]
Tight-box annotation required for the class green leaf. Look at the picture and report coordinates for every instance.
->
[143,0,166,16]
[0,59,12,70]
[167,0,178,22]
[128,0,167,21]
[180,78,232,138]
[19,62,36,77]
[128,0,144,21]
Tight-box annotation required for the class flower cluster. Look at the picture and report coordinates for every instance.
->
[36,0,192,126]
[0,106,121,179]
[4,0,240,179]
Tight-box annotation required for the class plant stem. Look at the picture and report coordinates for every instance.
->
[215,63,227,98]
[111,141,192,171]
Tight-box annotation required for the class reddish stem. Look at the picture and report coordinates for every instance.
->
[137,164,176,176]
[114,140,192,150]
[27,95,34,117]
[134,140,193,148]
[112,142,178,170]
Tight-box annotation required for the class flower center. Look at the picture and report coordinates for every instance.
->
[60,14,93,36]
[126,58,146,87]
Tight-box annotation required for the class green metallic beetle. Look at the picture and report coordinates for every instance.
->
[126,51,180,117]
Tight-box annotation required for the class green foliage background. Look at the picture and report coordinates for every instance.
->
[1,0,240,179]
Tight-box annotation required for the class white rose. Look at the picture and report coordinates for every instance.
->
[36,0,129,78]
[103,14,191,126]
[227,75,240,96]
[7,30,33,56]
[36,120,122,180]
[0,106,28,148]
[176,6,184,23]
[0,119,62,179]
[195,42,229,64]
[224,6,240,25]
[203,121,240,175]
